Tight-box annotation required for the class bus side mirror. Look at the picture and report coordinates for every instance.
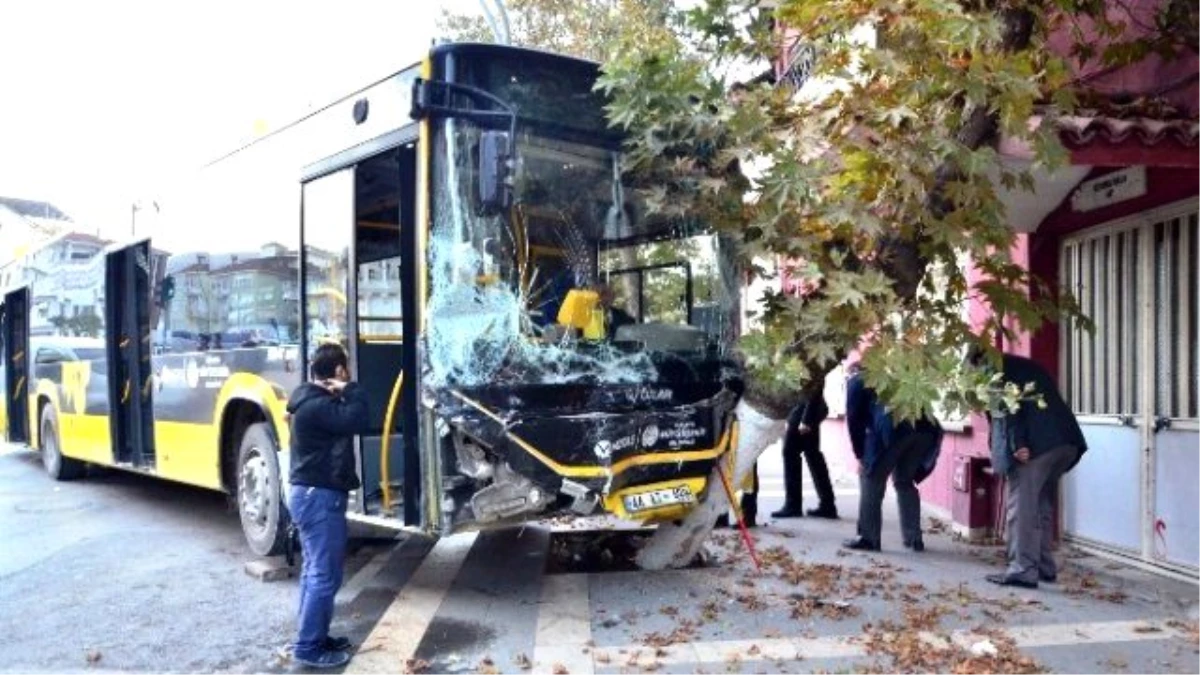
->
[478,130,512,216]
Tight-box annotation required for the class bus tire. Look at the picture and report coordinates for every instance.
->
[236,422,290,557]
[40,405,85,481]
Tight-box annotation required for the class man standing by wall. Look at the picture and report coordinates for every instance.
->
[842,363,943,552]
[286,343,370,668]
[771,382,837,519]
[976,350,1088,589]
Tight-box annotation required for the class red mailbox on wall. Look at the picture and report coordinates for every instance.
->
[952,455,995,540]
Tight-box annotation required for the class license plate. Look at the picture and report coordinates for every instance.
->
[623,485,695,513]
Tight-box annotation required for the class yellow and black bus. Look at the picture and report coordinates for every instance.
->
[0,42,745,556]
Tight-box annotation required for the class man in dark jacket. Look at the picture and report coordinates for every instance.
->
[287,343,370,668]
[977,351,1088,589]
[842,364,943,551]
[772,383,837,519]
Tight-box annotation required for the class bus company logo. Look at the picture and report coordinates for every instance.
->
[630,387,672,403]
[658,420,706,447]
[593,434,636,460]
[640,424,660,448]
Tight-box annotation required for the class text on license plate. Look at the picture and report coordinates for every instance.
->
[623,485,695,513]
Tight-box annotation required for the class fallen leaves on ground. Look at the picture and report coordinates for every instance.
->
[642,618,700,647]
[404,658,431,674]
[1166,619,1200,643]
[788,594,862,621]
[862,617,1045,673]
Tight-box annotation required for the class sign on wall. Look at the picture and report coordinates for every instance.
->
[1071,166,1147,212]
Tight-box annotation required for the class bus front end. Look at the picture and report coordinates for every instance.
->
[417,43,744,533]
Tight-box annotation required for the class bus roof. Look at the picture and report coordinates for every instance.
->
[202,60,421,169]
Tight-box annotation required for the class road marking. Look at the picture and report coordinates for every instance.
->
[591,618,1186,667]
[532,573,594,675]
[348,532,478,673]
[337,547,393,604]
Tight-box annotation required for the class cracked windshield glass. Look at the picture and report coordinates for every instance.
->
[426,116,740,390]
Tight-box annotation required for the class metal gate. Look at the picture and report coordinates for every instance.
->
[1060,199,1198,576]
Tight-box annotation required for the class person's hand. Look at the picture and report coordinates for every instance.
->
[1013,447,1031,464]
[797,423,811,434]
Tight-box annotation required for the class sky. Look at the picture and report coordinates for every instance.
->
[0,0,479,239]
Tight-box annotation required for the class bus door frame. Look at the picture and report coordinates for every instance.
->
[104,240,156,467]
[300,126,425,531]
[605,261,695,324]
[2,286,31,445]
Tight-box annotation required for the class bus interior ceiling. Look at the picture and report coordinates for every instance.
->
[354,144,413,518]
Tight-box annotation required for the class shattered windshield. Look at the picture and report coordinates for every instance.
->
[425,121,740,389]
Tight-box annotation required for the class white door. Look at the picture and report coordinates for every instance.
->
[1061,217,1145,556]
[1060,201,1198,576]
[1149,208,1198,570]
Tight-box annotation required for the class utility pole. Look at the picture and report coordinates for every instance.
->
[130,200,159,240]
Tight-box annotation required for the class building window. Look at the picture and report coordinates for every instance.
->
[1062,206,1198,419]
[1063,224,1142,416]
[1154,212,1198,420]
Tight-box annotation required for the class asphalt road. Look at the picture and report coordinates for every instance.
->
[0,445,396,674]
[2,443,1196,674]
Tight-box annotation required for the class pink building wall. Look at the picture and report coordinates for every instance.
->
[814,166,1198,523]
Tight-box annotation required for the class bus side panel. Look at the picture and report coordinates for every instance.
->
[153,420,221,489]
[150,350,298,490]
[35,354,114,466]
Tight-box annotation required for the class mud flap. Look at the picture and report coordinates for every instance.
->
[636,400,786,570]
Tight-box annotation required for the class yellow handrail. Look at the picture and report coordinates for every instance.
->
[380,370,404,513]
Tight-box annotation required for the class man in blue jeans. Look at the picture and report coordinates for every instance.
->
[287,343,369,668]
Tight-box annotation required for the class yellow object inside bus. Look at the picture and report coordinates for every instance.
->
[556,289,605,340]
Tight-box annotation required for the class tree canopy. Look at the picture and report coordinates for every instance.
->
[440,0,1196,420]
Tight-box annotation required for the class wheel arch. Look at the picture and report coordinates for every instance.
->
[218,398,280,495]
[212,373,290,495]
[33,378,60,449]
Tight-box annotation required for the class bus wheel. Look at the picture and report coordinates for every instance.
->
[237,422,290,557]
[40,405,85,480]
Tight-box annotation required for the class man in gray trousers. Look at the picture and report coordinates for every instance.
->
[974,350,1088,589]
[842,363,943,552]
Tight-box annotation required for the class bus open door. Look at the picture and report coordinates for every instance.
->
[2,287,31,446]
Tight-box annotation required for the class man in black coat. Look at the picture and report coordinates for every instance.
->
[975,350,1088,589]
[841,364,943,551]
[286,343,370,668]
[772,382,837,519]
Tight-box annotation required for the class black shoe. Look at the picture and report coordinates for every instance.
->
[293,649,351,669]
[842,536,880,552]
[807,505,839,519]
[322,636,352,652]
[904,538,925,552]
[771,506,805,519]
[715,514,756,529]
[1040,573,1057,583]
[986,573,1038,589]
